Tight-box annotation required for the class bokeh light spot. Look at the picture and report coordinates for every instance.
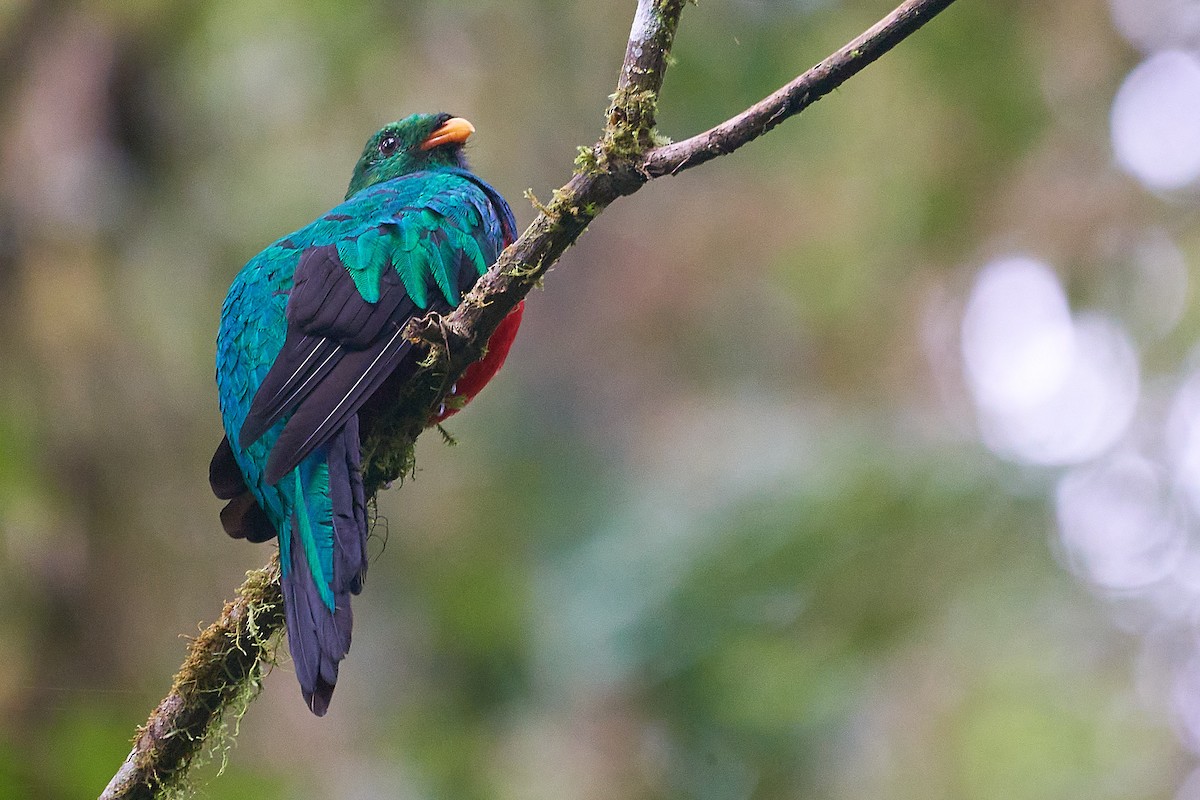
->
[962,257,1074,413]
[1056,454,1186,591]
[1164,370,1200,519]
[962,257,1140,465]
[1111,50,1200,192]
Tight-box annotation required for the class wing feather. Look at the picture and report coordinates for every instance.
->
[238,171,513,487]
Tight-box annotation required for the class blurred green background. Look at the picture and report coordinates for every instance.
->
[2,0,1199,798]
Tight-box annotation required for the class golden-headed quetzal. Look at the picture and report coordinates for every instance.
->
[209,113,522,715]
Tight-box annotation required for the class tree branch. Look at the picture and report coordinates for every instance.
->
[608,0,686,146]
[101,0,958,795]
[393,0,960,431]
[100,560,283,800]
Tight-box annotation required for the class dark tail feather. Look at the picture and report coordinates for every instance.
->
[209,435,246,499]
[328,414,369,595]
[281,417,370,716]
[211,436,277,542]
[219,491,277,542]
[282,523,352,716]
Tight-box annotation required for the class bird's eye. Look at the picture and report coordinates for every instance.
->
[378,135,399,157]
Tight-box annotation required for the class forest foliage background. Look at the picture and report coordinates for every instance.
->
[2,0,1199,798]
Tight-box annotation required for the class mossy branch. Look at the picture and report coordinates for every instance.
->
[99,0,959,796]
[100,560,283,800]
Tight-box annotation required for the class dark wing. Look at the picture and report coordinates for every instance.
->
[239,175,508,485]
[237,243,423,451]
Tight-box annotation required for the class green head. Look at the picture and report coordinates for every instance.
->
[345,113,474,199]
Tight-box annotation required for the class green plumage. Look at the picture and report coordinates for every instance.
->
[212,113,517,714]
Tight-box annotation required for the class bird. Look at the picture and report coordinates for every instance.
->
[209,113,522,715]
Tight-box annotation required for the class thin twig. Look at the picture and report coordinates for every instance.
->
[101,0,959,795]
[643,0,960,177]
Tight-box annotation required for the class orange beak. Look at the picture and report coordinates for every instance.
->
[420,117,475,150]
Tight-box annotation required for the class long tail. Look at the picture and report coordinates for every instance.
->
[279,413,369,715]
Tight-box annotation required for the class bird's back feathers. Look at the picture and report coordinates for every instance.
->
[213,166,516,714]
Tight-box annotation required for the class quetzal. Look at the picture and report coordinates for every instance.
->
[209,113,522,715]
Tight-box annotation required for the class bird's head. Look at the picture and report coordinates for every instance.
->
[345,113,474,199]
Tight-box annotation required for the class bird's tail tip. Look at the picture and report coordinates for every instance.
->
[304,681,335,717]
